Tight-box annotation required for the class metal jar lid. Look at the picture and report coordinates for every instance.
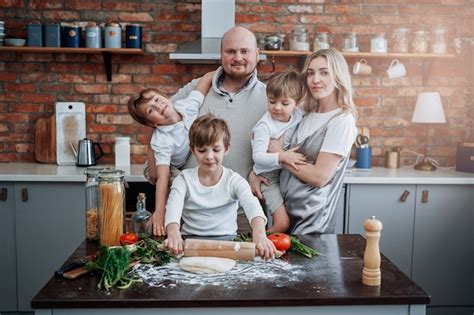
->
[105,22,121,27]
[84,166,110,177]
[98,169,125,181]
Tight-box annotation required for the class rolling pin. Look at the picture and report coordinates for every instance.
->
[182,239,283,261]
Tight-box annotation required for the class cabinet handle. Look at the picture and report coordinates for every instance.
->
[21,188,28,202]
[421,190,429,203]
[0,188,7,201]
[400,190,410,202]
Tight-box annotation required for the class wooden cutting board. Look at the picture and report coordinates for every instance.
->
[34,114,56,164]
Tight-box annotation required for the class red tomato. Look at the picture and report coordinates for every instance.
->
[119,233,138,245]
[267,233,291,251]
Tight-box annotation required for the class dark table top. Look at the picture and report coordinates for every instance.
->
[32,234,429,309]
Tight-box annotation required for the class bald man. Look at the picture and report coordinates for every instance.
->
[146,26,268,235]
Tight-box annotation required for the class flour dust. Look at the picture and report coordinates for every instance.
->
[134,257,304,288]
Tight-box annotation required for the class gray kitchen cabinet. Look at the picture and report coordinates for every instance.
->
[14,182,85,312]
[412,185,474,309]
[346,184,416,277]
[0,182,18,312]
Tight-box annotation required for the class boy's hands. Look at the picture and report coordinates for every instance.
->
[195,70,216,95]
[151,210,166,236]
[253,232,277,260]
[164,223,184,255]
[251,217,277,260]
[248,170,269,200]
[279,146,307,171]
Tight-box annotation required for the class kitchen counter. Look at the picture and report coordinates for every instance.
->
[1,162,473,184]
[31,234,429,315]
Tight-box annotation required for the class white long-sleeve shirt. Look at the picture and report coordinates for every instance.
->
[251,107,303,174]
[164,167,267,236]
[150,90,204,168]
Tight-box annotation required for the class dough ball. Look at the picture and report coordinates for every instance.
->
[179,256,236,274]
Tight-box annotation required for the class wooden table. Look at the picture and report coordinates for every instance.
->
[32,234,430,315]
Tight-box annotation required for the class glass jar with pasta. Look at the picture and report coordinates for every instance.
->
[97,170,126,246]
[85,166,109,241]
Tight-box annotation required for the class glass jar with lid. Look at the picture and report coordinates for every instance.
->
[411,30,429,53]
[84,166,109,241]
[289,27,310,51]
[431,25,447,54]
[97,169,126,246]
[370,33,387,53]
[342,32,359,52]
[313,32,330,51]
[392,27,410,53]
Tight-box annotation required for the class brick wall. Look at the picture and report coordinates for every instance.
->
[0,0,473,167]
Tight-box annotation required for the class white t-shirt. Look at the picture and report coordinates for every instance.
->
[164,167,267,236]
[295,108,357,157]
[251,107,304,174]
[150,90,204,168]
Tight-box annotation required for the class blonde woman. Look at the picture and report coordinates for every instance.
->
[251,48,357,234]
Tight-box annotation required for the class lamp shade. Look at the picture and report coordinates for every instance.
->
[411,92,446,123]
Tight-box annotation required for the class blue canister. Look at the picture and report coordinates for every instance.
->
[104,22,121,48]
[64,26,81,48]
[86,26,102,48]
[27,22,43,47]
[355,147,372,169]
[43,23,61,47]
[125,24,142,48]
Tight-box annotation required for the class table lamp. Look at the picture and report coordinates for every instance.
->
[411,92,446,171]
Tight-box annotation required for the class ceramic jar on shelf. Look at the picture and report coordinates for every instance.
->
[392,27,410,53]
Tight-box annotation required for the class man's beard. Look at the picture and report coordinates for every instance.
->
[226,63,255,80]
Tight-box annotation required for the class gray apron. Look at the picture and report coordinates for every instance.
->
[280,112,349,234]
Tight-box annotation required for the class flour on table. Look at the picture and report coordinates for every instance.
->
[134,257,303,288]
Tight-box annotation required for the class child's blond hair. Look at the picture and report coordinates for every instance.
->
[266,70,306,102]
[127,88,166,126]
[189,114,231,150]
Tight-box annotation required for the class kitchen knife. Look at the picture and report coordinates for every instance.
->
[55,259,88,278]
[182,239,283,261]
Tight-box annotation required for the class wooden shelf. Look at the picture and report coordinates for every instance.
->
[0,46,144,81]
[261,50,456,85]
[261,50,456,59]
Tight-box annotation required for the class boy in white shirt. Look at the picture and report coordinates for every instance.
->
[164,115,277,259]
[127,71,214,236]
[251,70,307,233]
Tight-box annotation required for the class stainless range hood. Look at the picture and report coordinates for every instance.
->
[169,0,265,64]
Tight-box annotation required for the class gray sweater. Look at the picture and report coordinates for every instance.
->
[171,67,267,178]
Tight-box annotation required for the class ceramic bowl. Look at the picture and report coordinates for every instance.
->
[5,38,26,46]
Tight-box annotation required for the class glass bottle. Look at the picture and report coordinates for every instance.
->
[392,27,410,53]
[313,32,330,51]
[97,169,126,246]
[131,193,152,236]
[84,166,109,241]
[342,32,359,52]
[431,25,447,54]
[289,27,309,51]
[411,30,429,53]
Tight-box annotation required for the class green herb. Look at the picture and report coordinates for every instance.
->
[86,246,141,291]
[132,237,172,265]
[290,236,320,258]
[234,233,252,242]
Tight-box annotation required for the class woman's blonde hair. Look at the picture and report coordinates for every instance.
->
[301,48,357,117]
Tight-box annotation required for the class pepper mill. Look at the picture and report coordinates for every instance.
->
[362,216,383,286]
